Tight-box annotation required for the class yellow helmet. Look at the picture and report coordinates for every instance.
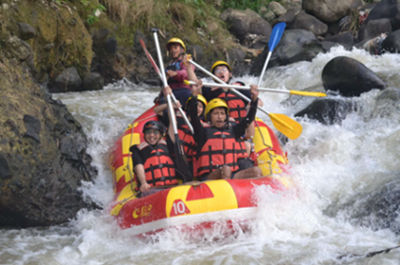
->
[204,98,228,121]
[210,60,232,73]
[166,37,186,52]
[186,94,207,108]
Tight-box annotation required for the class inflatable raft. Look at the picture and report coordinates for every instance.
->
[109,106,291,235]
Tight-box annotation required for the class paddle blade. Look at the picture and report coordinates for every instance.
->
[289,90,327,97]
[268,113,302,140]
[268,22,286,52]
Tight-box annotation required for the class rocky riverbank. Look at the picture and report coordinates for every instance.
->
[1,0,400,228]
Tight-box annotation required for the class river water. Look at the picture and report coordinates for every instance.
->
[1,47,400,265]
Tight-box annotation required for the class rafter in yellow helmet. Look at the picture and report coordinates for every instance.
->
[204,98,229,121]
[210,60,232,73]
[166,37,186,52]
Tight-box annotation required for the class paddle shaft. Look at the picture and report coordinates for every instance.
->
[141,37,194,133]
[189,59,270,116]
[152,30,179,136]
[257,51,272,87]
[186,80,326,97]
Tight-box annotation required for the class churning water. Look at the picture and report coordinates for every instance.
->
[1,46,400,265]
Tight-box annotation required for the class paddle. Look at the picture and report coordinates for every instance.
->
[257,22,286,87]
[139,38,194,134]
[152,28,192,182]
[189,59,302,140]
[184,80,326,97]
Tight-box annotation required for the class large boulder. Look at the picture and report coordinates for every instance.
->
[250,29,324,73]
[322,56,386,96]
[382,29,400,53]
[295,99,354,125]
[221,8,272,44]
[291,11,328,36]
[302,0,363,23]
[365,0,400,31]
[0,6,96,227]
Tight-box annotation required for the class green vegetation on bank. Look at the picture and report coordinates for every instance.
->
[50,0,280,54]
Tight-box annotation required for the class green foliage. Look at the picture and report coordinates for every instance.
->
[52,0,106,25]
[221,0,269,12]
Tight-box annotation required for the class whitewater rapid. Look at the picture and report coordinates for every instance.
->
[1,46,400,265]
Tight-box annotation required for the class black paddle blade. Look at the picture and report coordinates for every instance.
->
[173,136,193,182]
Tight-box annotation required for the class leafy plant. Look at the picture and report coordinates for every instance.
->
[52,0,106,25]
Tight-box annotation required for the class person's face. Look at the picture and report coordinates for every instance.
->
[144,129,162,145]
[214,66,231,83]
[210,107,226,128]
[197,102,204,117]
[168,43,183,59]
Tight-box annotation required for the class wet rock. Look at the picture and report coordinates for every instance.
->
[83,72,104,91]
[221,8,272,44]
[23,115,41,143]
[17,22,36,40]
[381,29,400,53]
[295,98,354,125]
[276,7,301,24]
[250,29,324,73]
[328,177,400,235]
[0,32,96,227]
[365,0,400,30]
[0,154,12,180]
[50,67,82,93]
[324,32,354,50]
[303,0,363,23]
[291,11,328,36]
[358,18,392,42]
[268,1,287,17]
[322,56,386,97]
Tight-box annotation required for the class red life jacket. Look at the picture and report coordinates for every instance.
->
[177,116,196,161]
[194,125,248,177]
[217,90,247,121]
[137,140,178,187]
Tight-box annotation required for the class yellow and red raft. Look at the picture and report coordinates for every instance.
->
[109,106,292,235]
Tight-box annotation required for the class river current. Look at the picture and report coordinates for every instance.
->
[1,47,400,265]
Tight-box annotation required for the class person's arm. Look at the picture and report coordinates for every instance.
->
[160,85,182,143]
[187,96,206,146]
[134,164,151,193]
[130,145,151,193]
[153,103,168,116]
[234,85,259,137]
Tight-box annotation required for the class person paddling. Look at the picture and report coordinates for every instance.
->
[202,60,263,156]
[155,37,195,106]
[129,108,182,196]
[188,85,263,180]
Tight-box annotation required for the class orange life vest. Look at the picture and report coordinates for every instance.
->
[137,140,178,187]
[194,125,248,177]
[177,116,196,161]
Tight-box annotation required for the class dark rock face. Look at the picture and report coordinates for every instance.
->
[322,56,386,97]
[295,99,354,125]
[0,35,97,227]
